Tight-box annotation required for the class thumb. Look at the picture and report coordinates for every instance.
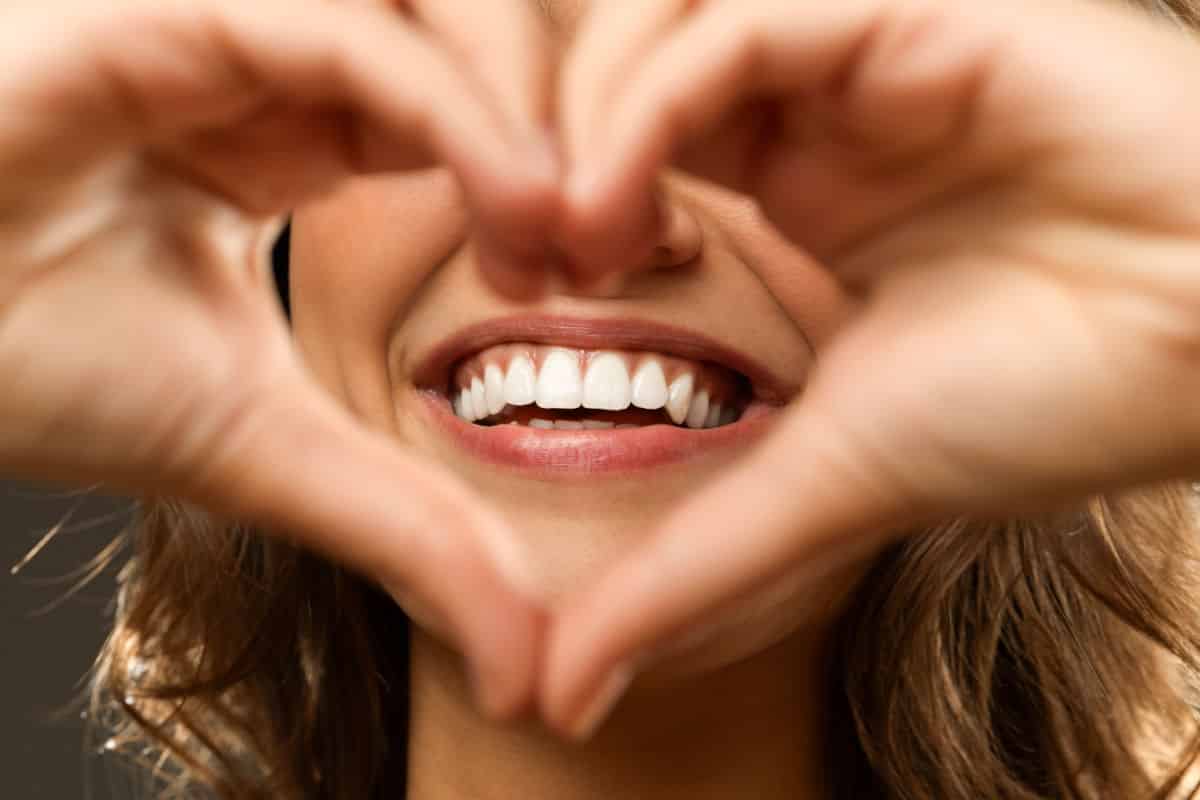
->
[184,368,544,720]
[541,401,906,736]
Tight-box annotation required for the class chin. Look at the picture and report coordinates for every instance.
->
[390,313,803,603]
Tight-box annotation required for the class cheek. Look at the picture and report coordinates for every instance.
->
[286,170,468,403]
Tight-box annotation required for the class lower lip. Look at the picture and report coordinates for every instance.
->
[419,391,780,476]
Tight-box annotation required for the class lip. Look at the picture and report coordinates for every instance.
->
[411,314,799,402]
[408,315,796,476]
[418,390,780,476]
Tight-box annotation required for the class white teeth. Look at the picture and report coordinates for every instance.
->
[536,348,583,410]
[471,377,487,420]
[458,387,476,421]
[666,373,694,425]
[686,389,710,429]
[504,354,536,406]
[630,360,668,410]
[583,352,631,411]
[453,348,739,429]
[705,403,722,429]
[484,364,506,416]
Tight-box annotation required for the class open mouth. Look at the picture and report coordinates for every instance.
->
[446,344,750,430]
[409,316,791,473]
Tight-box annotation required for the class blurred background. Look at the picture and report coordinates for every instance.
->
[1,481,134,799]
[0,227,291,799]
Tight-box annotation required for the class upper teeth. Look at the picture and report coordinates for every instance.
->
[630,360,668,409]
[535,348,583,409]
[451,344,740,428]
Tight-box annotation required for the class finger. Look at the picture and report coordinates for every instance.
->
[565,0,953,278]
[62,1,548,219]
[188,367,545,720]
[559,0,692,167]
[399,0,563,298]
[205,0,562,298]
[566,0,1191,260]
[540,403,907,739]
[566,0,881,207]
[406,0,554,138]
[219,0,555,213]
[472,221,552,303]
[556,0,693,281]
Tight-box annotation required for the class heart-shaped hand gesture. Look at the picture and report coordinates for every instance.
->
[0,0,560,718]
[539,0,1200,736]
[6,0,1200,749]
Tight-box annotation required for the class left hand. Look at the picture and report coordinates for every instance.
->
[540,0,1200,737]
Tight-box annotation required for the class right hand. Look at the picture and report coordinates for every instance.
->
[0,0,555,718]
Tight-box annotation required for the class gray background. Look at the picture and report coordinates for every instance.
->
[0,227,289,799]
[2,481,132,799]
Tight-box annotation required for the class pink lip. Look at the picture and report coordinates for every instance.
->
[419,390,780,476]
[409,315,795,476]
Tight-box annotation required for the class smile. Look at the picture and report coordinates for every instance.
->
[450,345,747,429]
[411,315,795,475]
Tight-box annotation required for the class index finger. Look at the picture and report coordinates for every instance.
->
[404,0,562,297]
[406,0,554,138]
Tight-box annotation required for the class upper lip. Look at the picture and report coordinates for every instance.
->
[411,314,799,403]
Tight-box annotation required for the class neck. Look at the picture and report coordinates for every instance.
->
[404,627,830,800]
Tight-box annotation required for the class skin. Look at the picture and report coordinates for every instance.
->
[0,0,555,718]
[295,0,1200,793]
[5,0,1200,794]
[293,165,856,797]
[543,0,1200,736]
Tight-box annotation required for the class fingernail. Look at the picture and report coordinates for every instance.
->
[526,133,561,184]
[565,660,637,742]
[566,168,601,209]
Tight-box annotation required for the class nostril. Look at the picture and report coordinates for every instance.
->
[652,245,675,262]
[648,199,703,269]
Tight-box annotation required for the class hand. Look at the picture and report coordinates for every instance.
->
[0,0,557,718]
[543,0,1200,736]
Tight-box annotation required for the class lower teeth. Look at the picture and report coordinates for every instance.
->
[475,413,739,430]
[462,402,742,429]
[523,419,639,430]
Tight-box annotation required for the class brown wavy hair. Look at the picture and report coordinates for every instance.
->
[85,1,1200,798]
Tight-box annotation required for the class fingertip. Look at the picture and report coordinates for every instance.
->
[469,588,549,721]
[565,164,603,213]
[537,589,610,734]
[539,607,647,741]
[465,136,562,301]
[562,660,637,741]
[558,176,663,283]
[525,130,563,189]
[476,242,550,302]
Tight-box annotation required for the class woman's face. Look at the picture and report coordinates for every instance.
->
[291,158,858,675]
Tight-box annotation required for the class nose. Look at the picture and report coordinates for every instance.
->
[644,194,703,270]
